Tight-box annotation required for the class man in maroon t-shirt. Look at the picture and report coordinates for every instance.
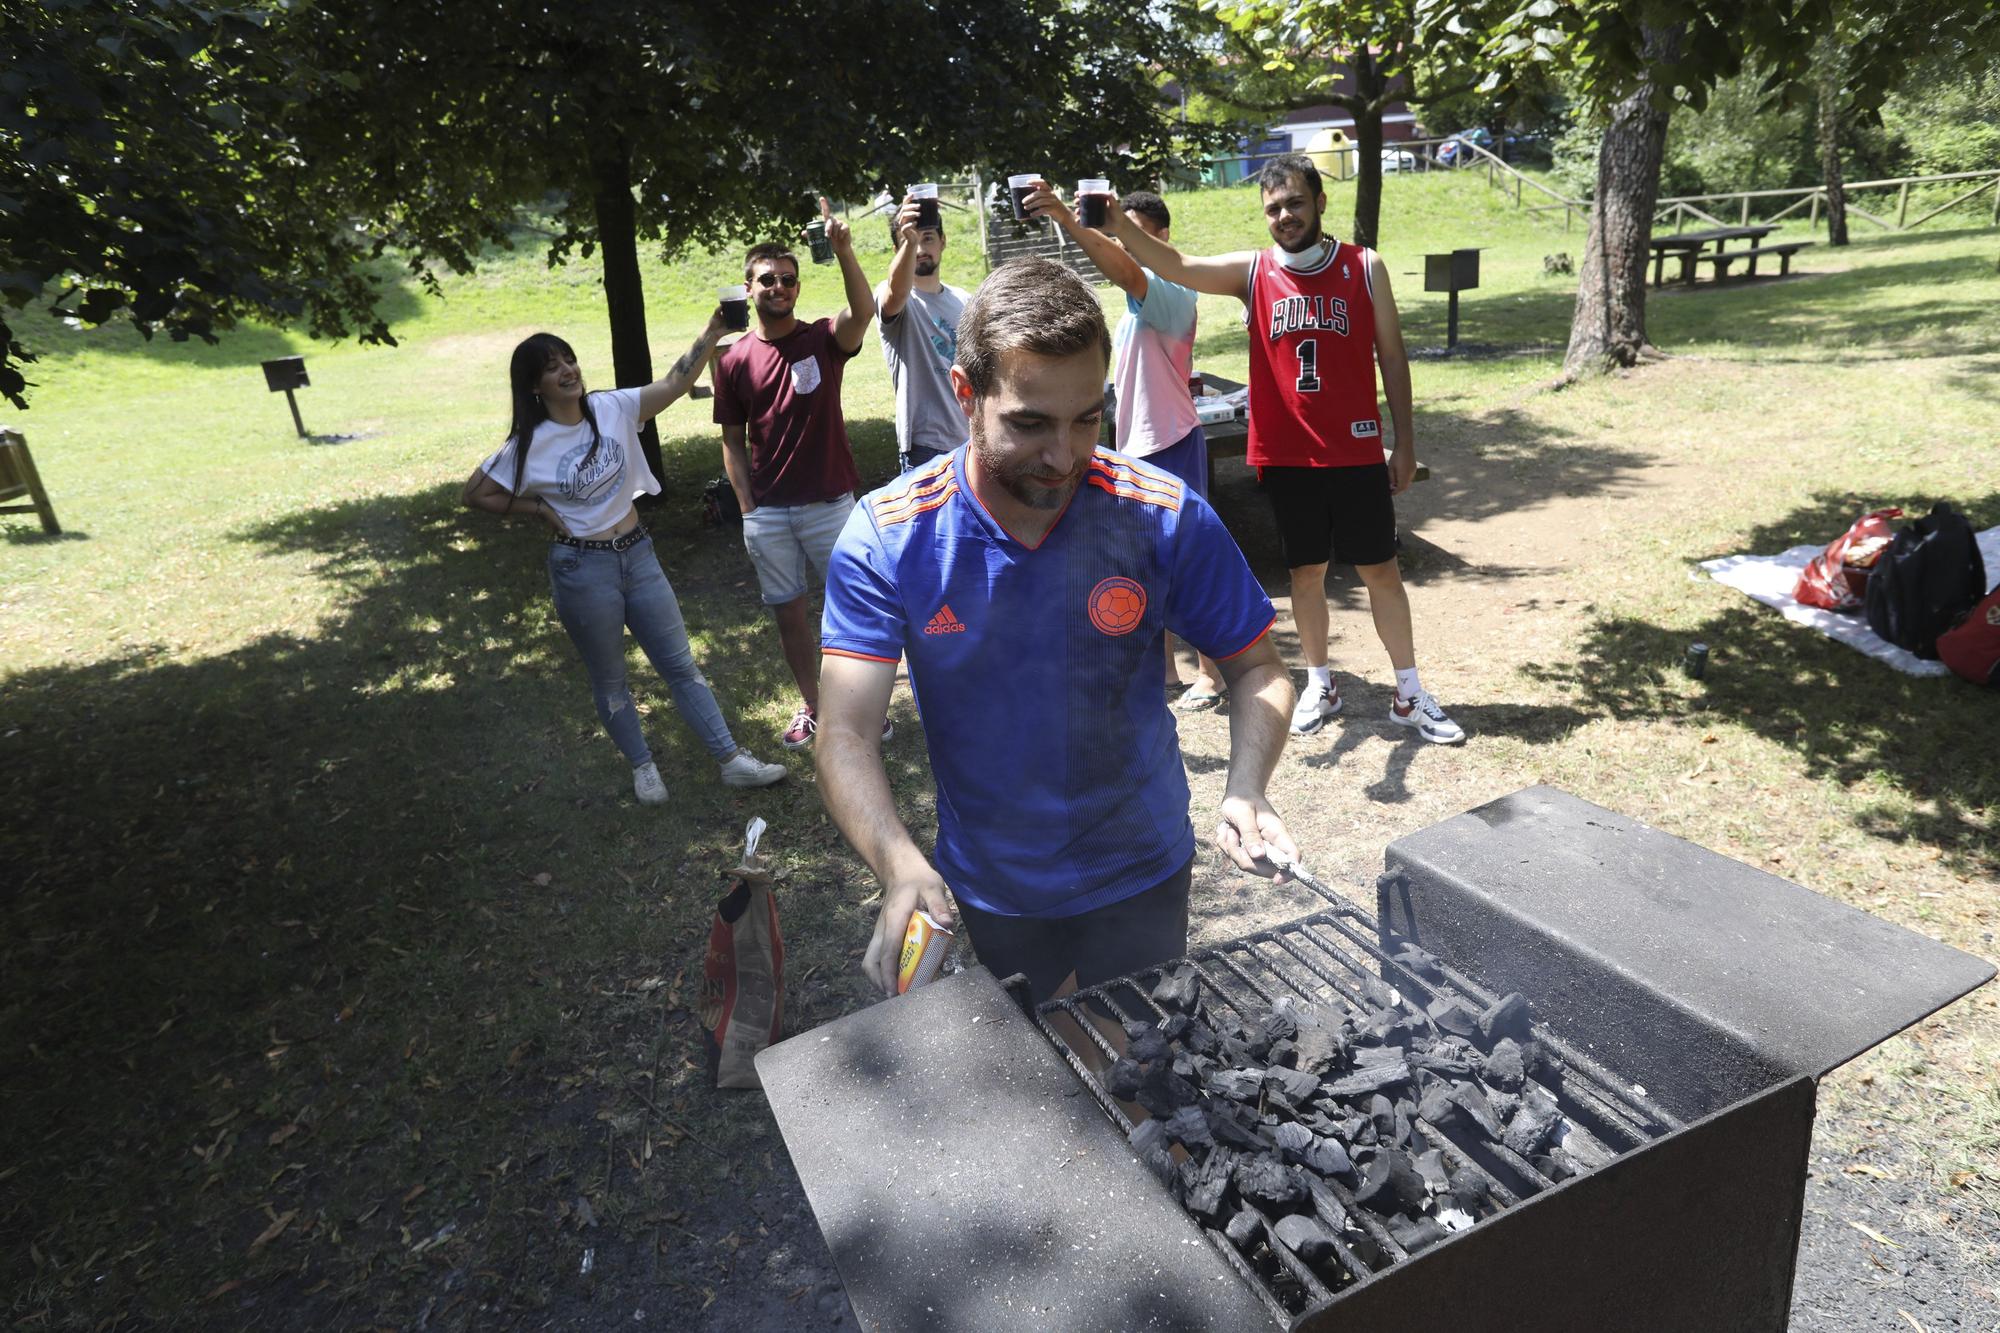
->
[715,198,886,749]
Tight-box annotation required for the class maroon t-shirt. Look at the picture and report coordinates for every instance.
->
[712,318,861,507]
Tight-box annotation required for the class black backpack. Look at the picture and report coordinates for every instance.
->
[1864,502,1986,659]
[701,477,743,527]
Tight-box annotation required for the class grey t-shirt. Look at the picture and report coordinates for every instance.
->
[880,283,970,455]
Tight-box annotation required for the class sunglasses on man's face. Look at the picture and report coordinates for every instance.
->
[754,272,799,289]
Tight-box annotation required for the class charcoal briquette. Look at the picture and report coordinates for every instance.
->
[1448,1080,1505,1138]
[1503,1088,1561,1158]
[1367,1093,1397,1137]
[1352,1150,1427,1215]
[1165,1104,1215,1152]
[1271,1121,1314,1155]
[1360,977,1399,1010]
[1126,1025,1172,1066]
[1359,1009,1404,1043]
[1293,1026,1347,1075]
[1408,1046,1475,1078]
[1266,1039,1299,1069]
[1151,967,1201,1012]
[1484,1089,1521,1123]
[1107,1057,1145,1100]
[1261,1009,1300,1046]
[1387,1213,1447,1253]
[1233,1153,1307,1213]
[1130,1117,1170,1157]
[1273,1213,1337,1266]
[1207,1067,1264,1102]
[1324,1057,1411,1100]
[1173,1053,1197,1079]
[1159,1013,1193,1043]
[1207,1102,1271,1152]
[1415,1148,1450,1194]
[1266,1067,1321,1106]
[1483,1038,1527,1091]
[1447,1166,1490,1209]
[1224,1207,1264,1251]
[1390,943,1444,980]
[1477,992,1533,1047]
[1178,1148,1237,1222]
[1425,996,1480,1040]
[1181,1018,1219,1057]
[1306,1136,1355,1182]
[1136,1066,1201,1118]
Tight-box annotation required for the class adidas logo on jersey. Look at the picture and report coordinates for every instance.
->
[923,605,967,635]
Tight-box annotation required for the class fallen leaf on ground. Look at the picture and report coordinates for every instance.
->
[1847,1220,1900,1248]
[1949,1170,1978,1189]
[1843,1163,1894,1179]
[205,1279,245,1301]
[401,1184,426,1206]
[1897,1311,1927,1333]
[247,1209,296,1254]
[268,1123,300,1147]
[533,872,552,887]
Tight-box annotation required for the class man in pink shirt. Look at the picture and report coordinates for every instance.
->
[715,199,890,749]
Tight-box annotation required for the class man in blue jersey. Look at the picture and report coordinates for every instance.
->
[817,256,1299,1001]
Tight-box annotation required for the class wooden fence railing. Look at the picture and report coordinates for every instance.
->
[1653,170,2000,234]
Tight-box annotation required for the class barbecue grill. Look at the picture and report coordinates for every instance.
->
[758,787,1994,1331]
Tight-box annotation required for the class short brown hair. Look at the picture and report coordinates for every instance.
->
[955,257,1110,399]
[743,242,799,283]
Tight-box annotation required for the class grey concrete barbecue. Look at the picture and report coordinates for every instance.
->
[757,787,1993,1331]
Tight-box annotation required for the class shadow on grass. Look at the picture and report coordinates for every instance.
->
[1,524,89,544]
[1204,403,1650,598]
[0,467,918,1328]
[1525,489,2000,879]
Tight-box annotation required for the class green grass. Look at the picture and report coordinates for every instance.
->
[4,171,1998,1327]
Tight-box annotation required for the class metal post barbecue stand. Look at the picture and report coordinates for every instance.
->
[1424,248,1480,351]
[758,787,1994,1332]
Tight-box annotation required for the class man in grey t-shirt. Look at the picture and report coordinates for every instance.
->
[875,192,971,473]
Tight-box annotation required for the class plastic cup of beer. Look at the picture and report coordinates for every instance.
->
[1077,178,1111,229]
[804,219,833,264]
[910,183,941,233]
[720,284,750,331]
[1008,173,1043,223]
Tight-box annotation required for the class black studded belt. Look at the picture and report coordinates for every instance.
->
[552,523,647,552]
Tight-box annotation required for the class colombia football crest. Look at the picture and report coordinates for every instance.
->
[1088,577,1147,636]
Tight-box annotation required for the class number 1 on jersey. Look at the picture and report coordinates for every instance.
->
[1295,337,1321,393]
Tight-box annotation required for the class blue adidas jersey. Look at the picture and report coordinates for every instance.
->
[822,446,1275,918]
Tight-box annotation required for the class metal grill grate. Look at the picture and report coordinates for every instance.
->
[1025,900,1683,1319]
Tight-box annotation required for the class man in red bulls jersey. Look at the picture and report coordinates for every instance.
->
[1114,153,1466,746]
[815,256,1300,1003]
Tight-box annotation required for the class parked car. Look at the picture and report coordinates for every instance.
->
[1381,148,1419,173]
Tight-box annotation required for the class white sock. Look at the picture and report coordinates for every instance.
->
[1307,665,1332,690]
[1395,667,1422,701]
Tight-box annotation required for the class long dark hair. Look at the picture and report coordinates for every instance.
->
[504,332,603,494]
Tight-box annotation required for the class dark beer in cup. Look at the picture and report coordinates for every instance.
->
[1077,178,1111,229]
[805,220,833,264]
[910,183,941,233]
[1008,173,1041,223]
[720,284,749,331]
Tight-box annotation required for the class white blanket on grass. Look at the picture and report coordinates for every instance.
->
[1699,527,2000,677]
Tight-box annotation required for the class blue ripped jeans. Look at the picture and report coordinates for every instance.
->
[546,535,737,767]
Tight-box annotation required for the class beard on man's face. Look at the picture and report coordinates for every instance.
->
[1276,209,1325,254]
[915,258,938,277]
[971,414,1084,511]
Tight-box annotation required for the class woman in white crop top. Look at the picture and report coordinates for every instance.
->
[463,324,788,804]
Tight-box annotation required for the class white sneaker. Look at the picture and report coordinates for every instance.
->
[633,761,669,804]
[719,749,787,788]
[1289,677,1343,734]
[1390,690,1465,744]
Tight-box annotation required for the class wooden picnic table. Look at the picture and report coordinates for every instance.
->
[1191,371,1428,494]
[1647,225,1778,286]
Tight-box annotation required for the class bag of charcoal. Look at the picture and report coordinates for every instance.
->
[701,817,786,1089]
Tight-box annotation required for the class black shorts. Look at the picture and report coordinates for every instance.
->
[954,857,1193,1005]
[1261,462,1397,568]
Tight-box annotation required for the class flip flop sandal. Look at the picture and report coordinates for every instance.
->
[1175,686,1227,712]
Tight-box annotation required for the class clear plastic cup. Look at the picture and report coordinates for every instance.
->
[1008,173,1043,223]
[910,182,941,232]
[720,284,749,330]
[1077,178,1111,229]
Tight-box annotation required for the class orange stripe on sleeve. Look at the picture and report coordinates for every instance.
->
[1214,616,1277,662]
[822,647,901,664]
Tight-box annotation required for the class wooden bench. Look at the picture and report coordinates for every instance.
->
[1681,240,1814,284]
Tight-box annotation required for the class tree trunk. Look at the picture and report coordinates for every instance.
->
[1815,39,1850,247]
[1562,29,1677,379]
[590,137,664,483]
[1346,49,1387,250]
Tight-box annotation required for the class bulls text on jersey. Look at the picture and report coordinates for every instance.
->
[1267,294,1349,340]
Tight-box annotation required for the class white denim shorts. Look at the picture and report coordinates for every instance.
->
[742,493,856,605]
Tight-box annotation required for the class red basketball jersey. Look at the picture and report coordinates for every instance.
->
[1245,240,1381,468]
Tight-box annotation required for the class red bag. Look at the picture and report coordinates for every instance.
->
[1795,508,1902,611]
[702,818,785,1089]
[1937,587,2000,687]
